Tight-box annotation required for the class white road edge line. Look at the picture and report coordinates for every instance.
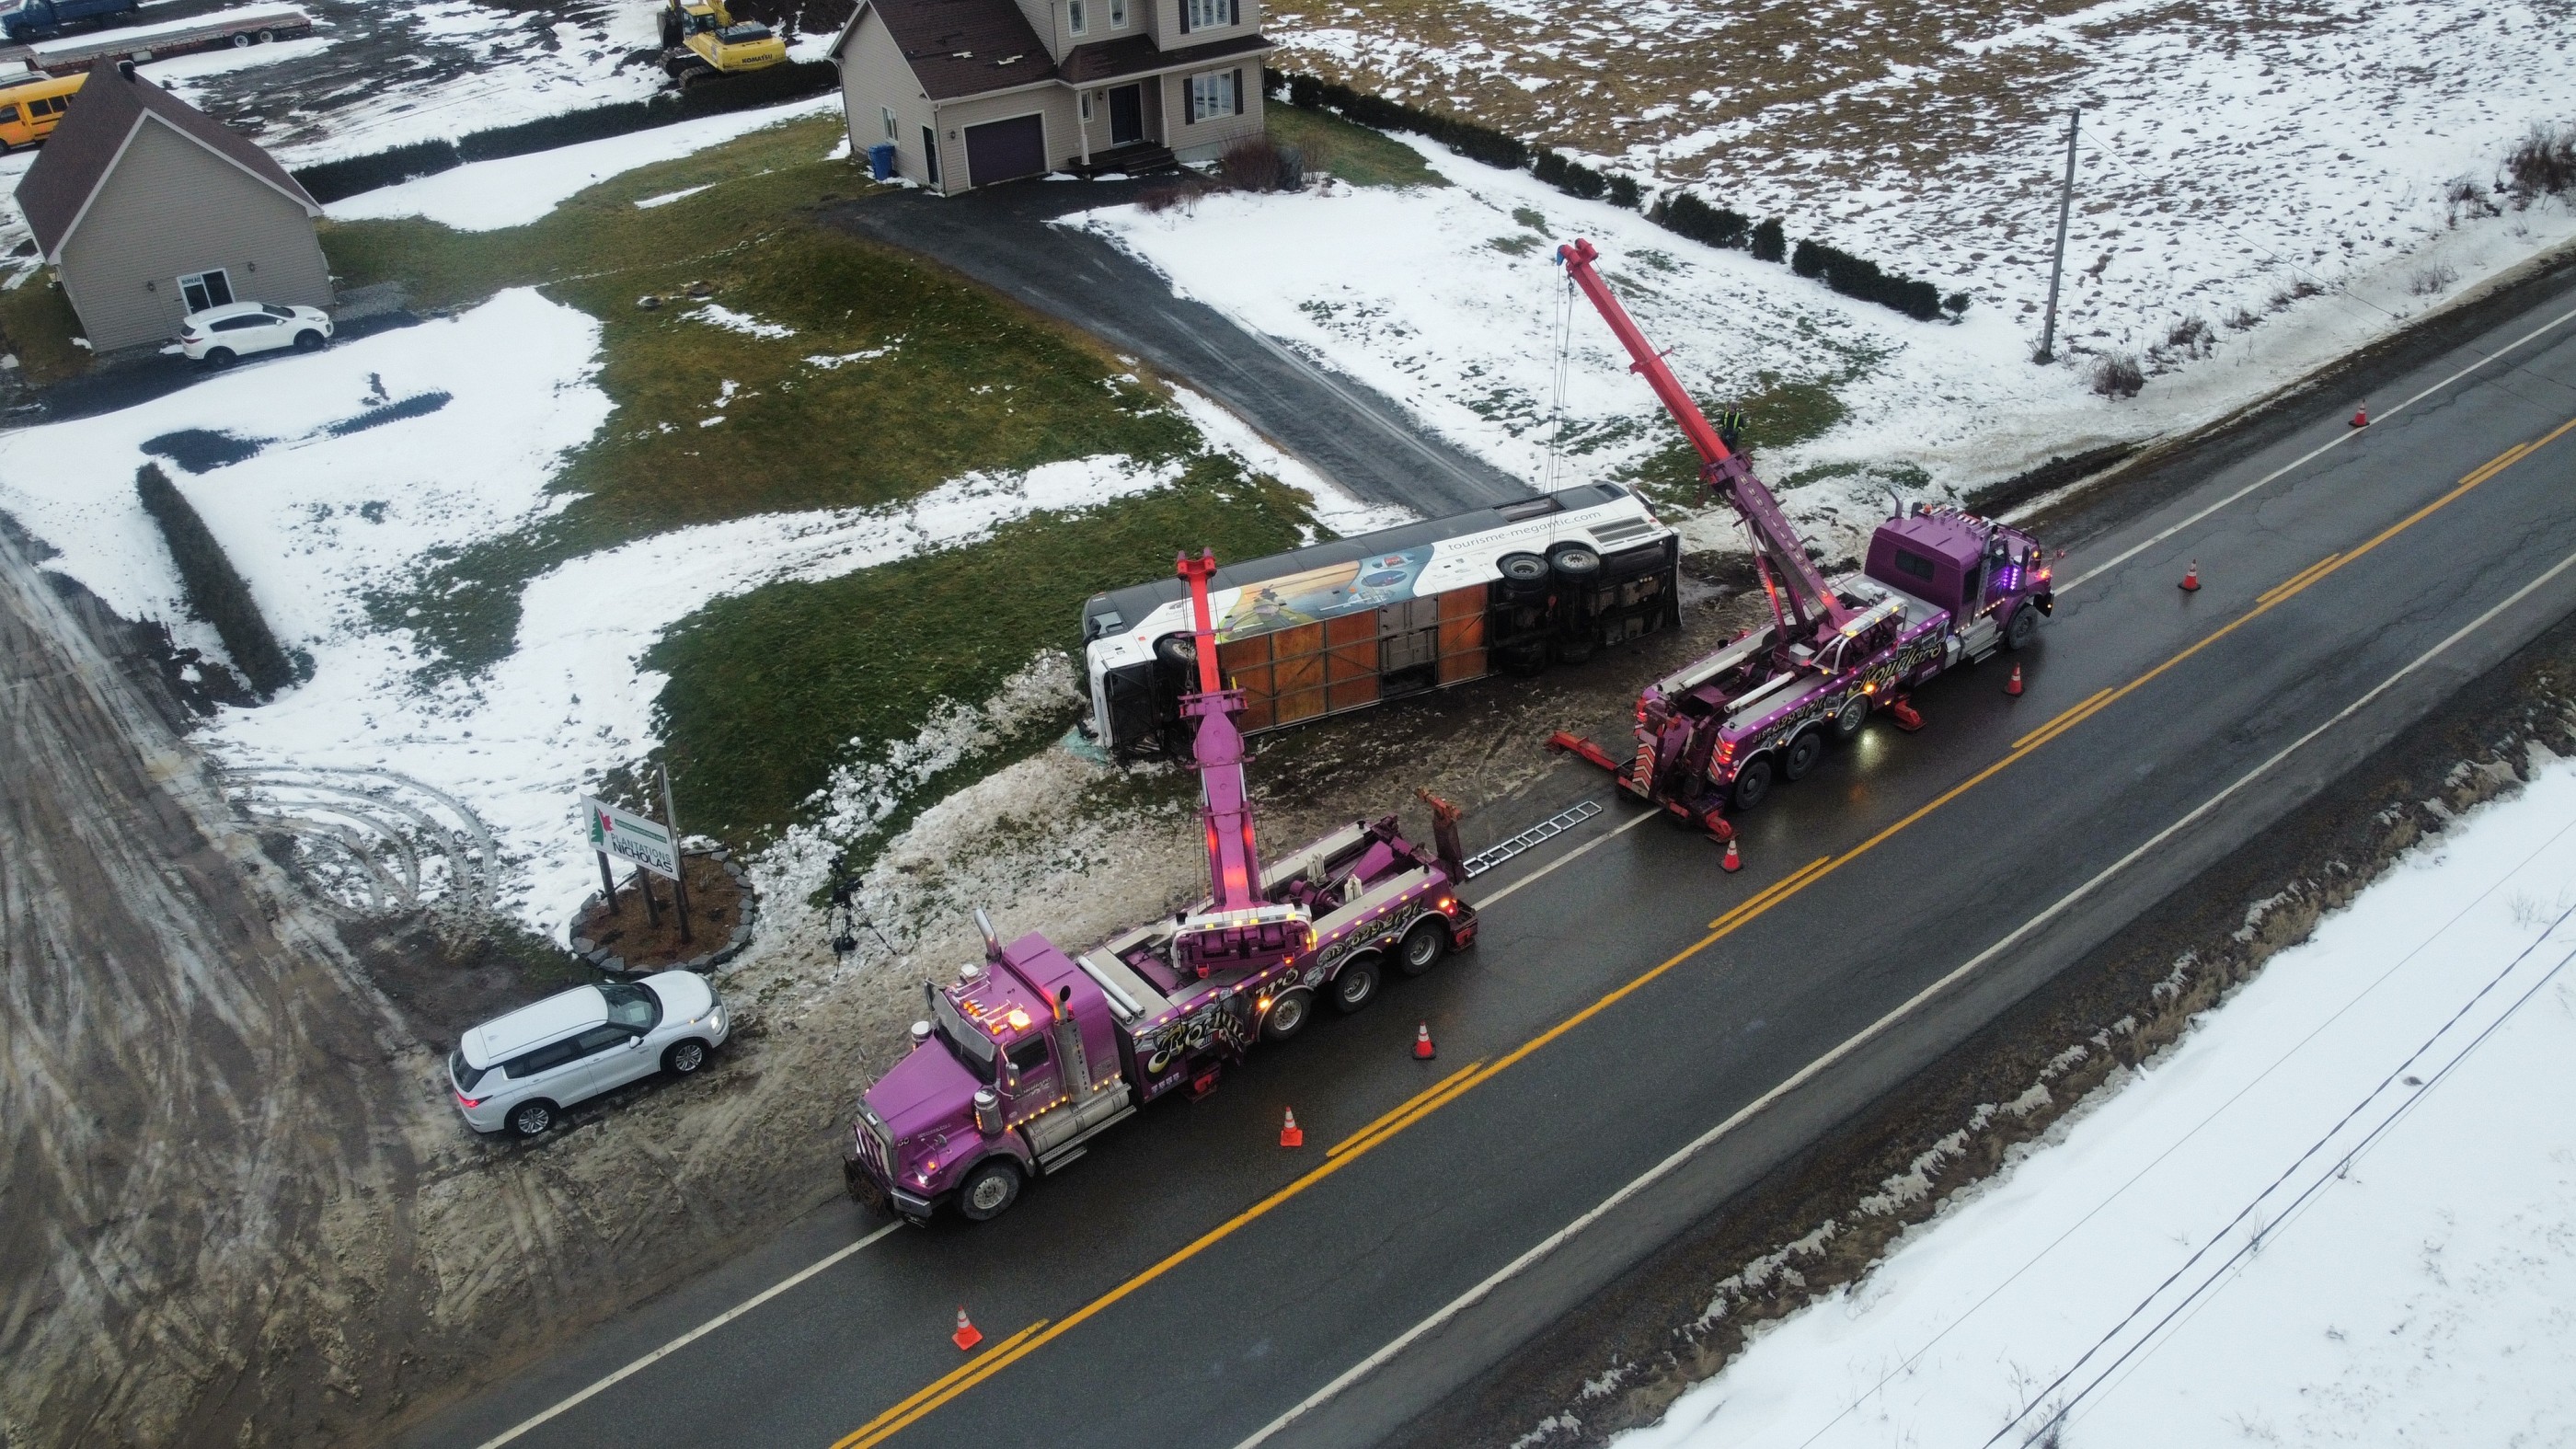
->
[1236,541,2576,1449]
[2062,303,2576,594]
[472,1221,903,1449]
[1476,807,1659,908]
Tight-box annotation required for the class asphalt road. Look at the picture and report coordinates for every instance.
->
[404,273,2576,1449]
[825,185,1533,519]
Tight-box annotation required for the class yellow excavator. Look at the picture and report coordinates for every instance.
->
[658,0,787,87]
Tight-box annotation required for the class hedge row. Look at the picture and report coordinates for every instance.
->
[1266,66,1527,170]
[1791,238,1965,321]
[135,464,297,696]
[1267,68,1960,323]
[293,61,841,204]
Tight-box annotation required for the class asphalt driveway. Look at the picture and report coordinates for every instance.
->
[823,179,1531,520]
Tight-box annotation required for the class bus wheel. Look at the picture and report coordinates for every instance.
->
[1731,755,1775,811]
[1330,956,1381,1014]
[1782,730,1824,781]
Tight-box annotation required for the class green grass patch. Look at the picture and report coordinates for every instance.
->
[0,273,91,385]
[648,458,1316,857]
[1264,103,1449,189]
[328,115,1202,674]
[1611,371,1852,510]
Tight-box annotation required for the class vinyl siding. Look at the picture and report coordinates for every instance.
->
[1164,66,1261,162]
[930,87,1078,192]
[54,116,328,351]
[835,8,937,186]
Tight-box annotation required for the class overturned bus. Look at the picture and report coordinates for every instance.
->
[1080,483,1680,756]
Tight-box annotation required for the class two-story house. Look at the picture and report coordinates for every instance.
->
[829,0,1270,191]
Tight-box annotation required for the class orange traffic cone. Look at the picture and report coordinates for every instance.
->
[2006,662,2024,696]
[952,1306,983,1351]
[1280,1108,1304,1147]
[1720,837,1742,873]
[2179,560,2201,592]
[1413,1022,1436,1060]
[2351,407,2369,428]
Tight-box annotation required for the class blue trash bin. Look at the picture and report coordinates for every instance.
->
[867,142,896,181]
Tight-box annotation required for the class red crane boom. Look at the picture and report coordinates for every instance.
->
[1555,237,1853,639]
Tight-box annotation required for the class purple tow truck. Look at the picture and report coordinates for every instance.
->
[844,552,1479,1224]
[1547,239,2054,834]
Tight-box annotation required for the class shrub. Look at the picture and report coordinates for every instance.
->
[2444,176,2501,225]
[134,464,297,696]
[1137,185,1196,215]
[1750,216,1786,263]
[1788,237,1946,320]
[1942,291,1971,317]
[1219,135,1305,192]
[2409,263,2459,296]
[1648,190,1749,249]
[1268,68,1528,169]
[2502,122,2576,204]
[2089,352,2145,398]
[1606,173,1640,210]
[1533,149,1606,201]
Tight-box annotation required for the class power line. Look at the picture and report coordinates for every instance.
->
[1788,809,2576,1449]
[1984,895,2576,1447]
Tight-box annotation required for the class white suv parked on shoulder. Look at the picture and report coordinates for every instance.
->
[178,300,333,364]
[449,971,730,1138]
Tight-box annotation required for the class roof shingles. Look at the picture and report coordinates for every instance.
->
[15,60,318,260]
[854,0,1272,100]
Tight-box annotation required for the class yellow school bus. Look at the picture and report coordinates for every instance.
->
[0,71,83,153]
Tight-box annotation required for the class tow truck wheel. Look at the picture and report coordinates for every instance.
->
[2005,603,2040,650]
[1330,956,1381,1014]
[1396,920,1447,977]
[1731,755,1775,811]
[958,1158,1021,1221]
[1262,988,1314,1041]
[1782,730,1824,781]
[1831,694,1869,740]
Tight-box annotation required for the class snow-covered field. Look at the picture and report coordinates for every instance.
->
[0,290,1270,931]
[1080,107,2576,559]
[1609,755,2576,1449]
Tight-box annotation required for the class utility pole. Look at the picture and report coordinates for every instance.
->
[2036,106,2080,364]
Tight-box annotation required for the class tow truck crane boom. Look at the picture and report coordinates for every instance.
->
[1556,238,1854,642]
[1170,550,1308,978]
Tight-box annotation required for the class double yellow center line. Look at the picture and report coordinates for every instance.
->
[830,420,2570,1449]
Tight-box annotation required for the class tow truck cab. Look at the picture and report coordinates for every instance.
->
[1864,504,2053,647]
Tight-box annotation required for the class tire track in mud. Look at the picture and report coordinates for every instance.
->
[0,524,437,1448]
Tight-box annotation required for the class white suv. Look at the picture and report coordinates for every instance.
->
[178,300,332,365]
[449,971,730,1138]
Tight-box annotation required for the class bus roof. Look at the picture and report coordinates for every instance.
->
[1083,482,1644,639]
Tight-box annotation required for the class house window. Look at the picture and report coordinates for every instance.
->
[1110,0,1126,26]
[1080,92,1092,121]
[1068,0,1087,32]
[881,106,898,140]
[1187,69,1238,122]
[1182,0,1235,29]
[178,269,233,314]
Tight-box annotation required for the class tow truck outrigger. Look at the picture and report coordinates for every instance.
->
[843,551,1479,1223]
[1546,238,2055,840]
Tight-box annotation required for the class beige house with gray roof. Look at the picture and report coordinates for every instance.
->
[15,60,329,352]
[829,0,1269,192]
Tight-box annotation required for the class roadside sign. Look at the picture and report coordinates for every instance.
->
[583,796,680,880]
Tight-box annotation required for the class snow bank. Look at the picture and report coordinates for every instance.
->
[1614,757,2576,1448]
[0,289,1191,933]
[326,93,841,233]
